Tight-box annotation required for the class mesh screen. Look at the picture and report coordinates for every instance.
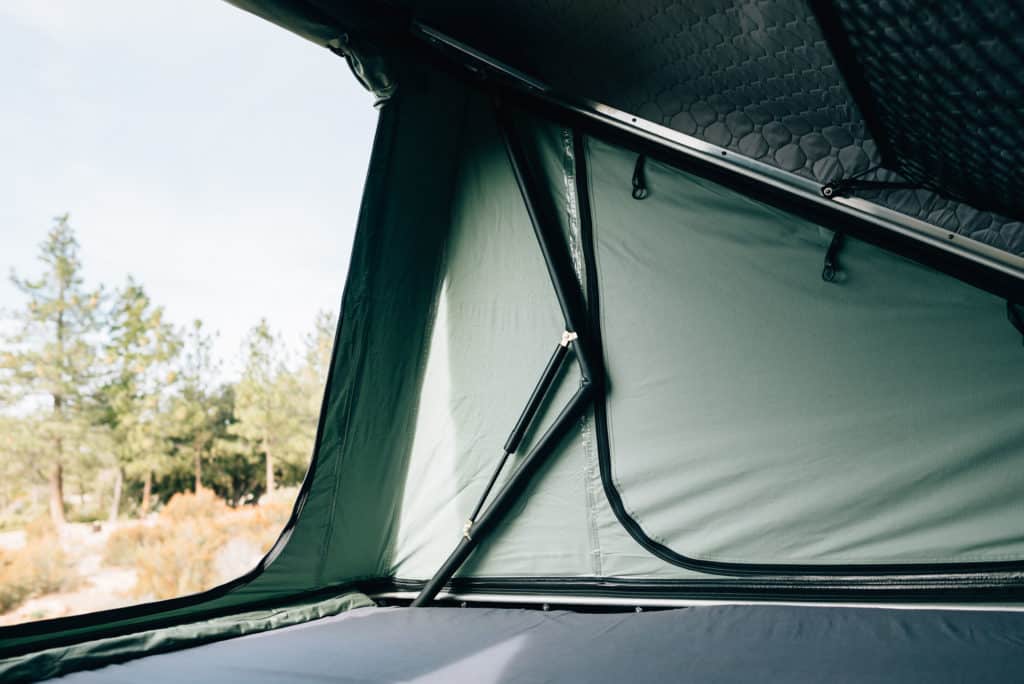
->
[822,0,1024,222]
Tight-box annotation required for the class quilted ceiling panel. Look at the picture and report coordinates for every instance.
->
[413,0,1024,257]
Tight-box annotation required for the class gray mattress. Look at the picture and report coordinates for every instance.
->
[55,603,1024,682]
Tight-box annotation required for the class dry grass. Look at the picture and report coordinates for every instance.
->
[102,523,151,568]
[104,490,293,600]
[0,517,78,613]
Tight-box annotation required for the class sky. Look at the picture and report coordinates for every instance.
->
[0,0,377,376]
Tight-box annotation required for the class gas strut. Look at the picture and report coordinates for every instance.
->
[461,330,578,541]
[411,96,596,606]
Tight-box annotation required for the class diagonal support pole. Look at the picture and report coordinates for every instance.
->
[411,97,596,606]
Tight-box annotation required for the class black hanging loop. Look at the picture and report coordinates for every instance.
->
[822,231,845,283]
[632,154,649,200]
[1008,302,1024,346]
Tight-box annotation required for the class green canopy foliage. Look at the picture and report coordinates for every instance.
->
[0,215,104,525]
[0,217,334,527]
[93,278,181,519]
[231,320,307,496]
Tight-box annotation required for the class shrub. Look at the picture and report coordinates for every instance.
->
[159,489,232,523]
[129,490,291,601]
[23,515,58,541]
[238,489,295,551]
[103,524,154,568]
[129,491,229,601]
[0,517,78,613]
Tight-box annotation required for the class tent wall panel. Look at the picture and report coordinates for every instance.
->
[392,98,609,580]
[390,96,592,578]
[590,137,1024,568]
[256,63,469,587]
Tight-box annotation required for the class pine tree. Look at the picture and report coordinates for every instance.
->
[94,278,180,520]
[294,310,336,461]
[231,319,305,497]
[0,215,103,526]
[167,320,220,495]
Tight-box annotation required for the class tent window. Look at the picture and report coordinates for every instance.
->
[0,3,374,626]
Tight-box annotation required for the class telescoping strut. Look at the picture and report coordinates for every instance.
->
[411,98,596,606]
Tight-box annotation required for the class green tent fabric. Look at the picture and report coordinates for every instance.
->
[0,58,470,676]
[590,139,1024,568]
[4,2,1024,680]
[0,594,373,683]
[224,0,403,102]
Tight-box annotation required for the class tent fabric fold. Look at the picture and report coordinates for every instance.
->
[0,594,373,683]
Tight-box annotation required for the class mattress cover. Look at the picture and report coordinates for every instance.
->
[55,603,1024,683]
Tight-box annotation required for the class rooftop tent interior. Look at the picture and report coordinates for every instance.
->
[5,0,1024,681]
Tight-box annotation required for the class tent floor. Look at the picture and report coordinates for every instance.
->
[56,603,1024,682]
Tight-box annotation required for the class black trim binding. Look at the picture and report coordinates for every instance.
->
[571,132,1024,579]
[1009,302,1024,344]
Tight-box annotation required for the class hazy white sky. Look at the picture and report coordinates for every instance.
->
[0,0,377,375]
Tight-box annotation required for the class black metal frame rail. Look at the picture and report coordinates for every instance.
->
[410,22,1024,305]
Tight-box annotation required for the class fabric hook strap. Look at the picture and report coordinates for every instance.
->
[822,231,845,283]
[632,154,649,200]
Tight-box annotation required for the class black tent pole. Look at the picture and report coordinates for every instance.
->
[411,97,596,606]
[410,385,592,606]
[463,335,575,536]
[494,98,595,384]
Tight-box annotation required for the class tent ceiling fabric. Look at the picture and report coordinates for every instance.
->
[418,0,871,182]
[225,0,404,101]
[411,0,1024,256]
[226,0,1024,257]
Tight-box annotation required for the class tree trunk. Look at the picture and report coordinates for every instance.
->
[194,452,203,493]
[52,308,66,527]
[108,467,123,523]
[141,470,153,516]
[49,461,65,527]
[264,443,275,497]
